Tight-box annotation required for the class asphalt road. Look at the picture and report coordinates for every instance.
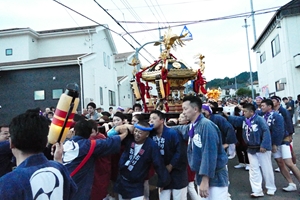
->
[228,126,300,200]
[149,126,300,200]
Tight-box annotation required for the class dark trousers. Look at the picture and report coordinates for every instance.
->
[235,128,249,164]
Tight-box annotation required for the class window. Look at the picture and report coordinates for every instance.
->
[271,35,280,57]
[6,49,12,56]
[103,52,106,66]
[275,81,284,91]
[108,90,116,106]
[52,89,63,99]
[269,92,276,97]
[34,90,45,100]
[107,55,110,69]
[225,90,230,95]
[260,52,266,63]
[99,87,103,105]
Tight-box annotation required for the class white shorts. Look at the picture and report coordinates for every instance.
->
[159,187,187,200]
[197,186,228,200]
[272,144,292,159]
[118,194,143,200]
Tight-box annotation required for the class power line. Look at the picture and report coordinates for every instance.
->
[53,0,119,35]
[117,4,300,27]
[154,0,169,27]
[119,0,157,39]
[144,0,160,23]
[52,1,298,61]
[146,0,169,44]
[94,0,156,60]
[106,0,212,11]
[111,0,155,49]
[148,0,168,28]
[120,0,144,25]
[111,0,133,44]
[118,6,282,24]
[119,6,286,35]
[58,0,92,40]
[53,0,152,63]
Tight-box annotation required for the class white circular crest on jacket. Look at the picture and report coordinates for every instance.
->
[30,167,64,200]
[63,140,79,164]
[252,124,258,132]
[193,134,202,148]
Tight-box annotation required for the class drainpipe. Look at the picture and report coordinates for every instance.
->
[117,81,121,107]
[77,29,94,112]
[77,54,90,112]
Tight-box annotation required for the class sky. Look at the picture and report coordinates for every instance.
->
[0,0,291,81]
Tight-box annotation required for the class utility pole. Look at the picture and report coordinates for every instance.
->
[235,75,237,91]
[243,18,254,99]
[159,27,163,53]
[250,0,257,41]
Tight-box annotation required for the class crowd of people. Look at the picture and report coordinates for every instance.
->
[0,94,300,200]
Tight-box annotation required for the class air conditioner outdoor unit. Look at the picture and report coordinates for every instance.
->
[279,78,287,84]
[294,53,300,68]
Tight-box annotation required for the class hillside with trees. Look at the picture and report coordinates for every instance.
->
[206,71,258,89]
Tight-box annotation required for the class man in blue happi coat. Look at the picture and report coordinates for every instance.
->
[225,103,276,197]
[263,98,300,192]
[63,119,129,200]
[115,120,171,200]
[271,96,297,172]
[271,96,294,136]
[202,104,237,149]
[0,108,77,200]
[149,110,188,200]
[172,96,228,200]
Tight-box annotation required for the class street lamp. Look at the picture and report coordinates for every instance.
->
[135,40,162,71]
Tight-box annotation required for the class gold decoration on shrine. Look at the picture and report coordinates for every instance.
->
[129,57,140,75]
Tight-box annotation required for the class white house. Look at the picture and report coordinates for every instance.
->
[219,85,237,98]
[252,0,300,99]
[114,51,135,109]
[247,81,260,95]
[0,25,118,122]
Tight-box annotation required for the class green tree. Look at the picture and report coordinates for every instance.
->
[206,71,258,88]
[236,88,252,97]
